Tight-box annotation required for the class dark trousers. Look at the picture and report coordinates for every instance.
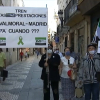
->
[20,56,23,61]
[0,67,6,81]
[43,80,59,100]
[84,83,99,100]
[28,54,29,58]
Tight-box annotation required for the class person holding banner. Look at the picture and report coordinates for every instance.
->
[78,44,100,100]
[39,45,60,100]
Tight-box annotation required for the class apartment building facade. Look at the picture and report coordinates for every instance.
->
[57,0,100,59]
[57,0,70,53]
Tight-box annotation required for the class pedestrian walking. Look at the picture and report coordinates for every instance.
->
[54,48,63,58]
[59,47,76,100]
[37,50,39,58]
[39,45,61,100]
[25,51,28,60]
[78,44,100,100]
[20,50,23,61]
[0,48,6,82]
[27,51,30,58]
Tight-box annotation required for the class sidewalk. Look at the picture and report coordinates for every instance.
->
[0,56,34,100]
[0,55,85,100]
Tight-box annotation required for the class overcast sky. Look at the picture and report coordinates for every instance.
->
[23,0,57,8]
[23,0,58,28]
[24,0,58,30]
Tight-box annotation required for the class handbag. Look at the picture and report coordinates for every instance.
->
[75,81,84,98]
[67,59,77,80]
[1,69,8,78]
[67,69,77,80]
[75,87,84,98]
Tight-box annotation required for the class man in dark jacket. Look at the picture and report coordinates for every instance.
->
[39,45,60,100]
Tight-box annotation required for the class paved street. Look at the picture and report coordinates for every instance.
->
[0,55,63,100]
[0,55,86,100]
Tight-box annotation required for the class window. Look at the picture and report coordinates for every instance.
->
[6,48,8,52]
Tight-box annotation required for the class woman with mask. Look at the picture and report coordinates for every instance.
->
[78,44,100,100]
[60,47,76,100]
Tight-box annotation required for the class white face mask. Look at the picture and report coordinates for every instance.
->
[47,49,52,54]
[89,50,95,55]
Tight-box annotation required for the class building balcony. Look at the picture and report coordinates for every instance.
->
[78,0,100,15]
[57,25,70,37]
[78,0,84,5]
[64,0,84,27]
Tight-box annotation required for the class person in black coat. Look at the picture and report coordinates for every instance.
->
[39,46,60,100]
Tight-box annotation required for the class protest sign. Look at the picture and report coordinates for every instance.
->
[0,7,48,48]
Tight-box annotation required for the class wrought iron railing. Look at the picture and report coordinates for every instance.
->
[64,0,78,24]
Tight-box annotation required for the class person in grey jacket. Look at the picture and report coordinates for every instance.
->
[78,44,100,100]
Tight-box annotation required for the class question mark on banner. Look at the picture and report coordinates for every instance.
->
[31,29,34,33]
[35,29,37,33]
[37,29,39,33]
[31,29,39,33]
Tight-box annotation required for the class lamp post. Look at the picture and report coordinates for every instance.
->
[58,10,63,18]
[58,10,63,28]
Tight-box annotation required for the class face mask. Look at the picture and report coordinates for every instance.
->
[56,50,59,53]
[65,51,70,56]
[89,50,95,55]
[47,49,53,54]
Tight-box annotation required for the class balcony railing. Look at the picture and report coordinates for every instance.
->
[69,3,77,17]
[57,25,70,36]
[64,0,78,24]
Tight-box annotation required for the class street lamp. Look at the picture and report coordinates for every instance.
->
[58,10,63,18]
[58,10,63,28]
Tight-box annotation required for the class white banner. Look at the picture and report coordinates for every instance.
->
[0,7,48,48]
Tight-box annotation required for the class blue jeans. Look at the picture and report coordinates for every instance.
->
[84,83,99,100]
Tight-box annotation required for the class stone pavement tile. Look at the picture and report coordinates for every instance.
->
[18,92,28,100]
[0,57,34,100]
[9,89,21,95]
[28,89,43,100]
[0,56,86,100]
[0,92,19,100]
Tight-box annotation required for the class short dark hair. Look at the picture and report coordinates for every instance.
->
[56,48,59,50]
[87,44,96,49]
[64,47,71,52]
